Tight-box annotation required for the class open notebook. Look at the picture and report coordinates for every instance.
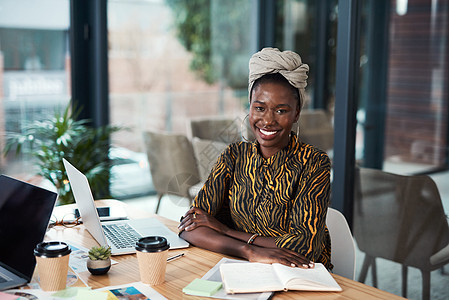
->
[220,262,342,294]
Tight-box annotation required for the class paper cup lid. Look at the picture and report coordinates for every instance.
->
[34,241,71,258]
[135,236,169,253]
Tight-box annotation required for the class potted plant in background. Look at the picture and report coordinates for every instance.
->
[87,245,112,275]
[3,102,122,205]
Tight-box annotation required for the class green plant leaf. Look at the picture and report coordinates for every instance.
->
[2,100,122,205]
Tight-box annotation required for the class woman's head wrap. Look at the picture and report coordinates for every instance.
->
[248,47,309,108]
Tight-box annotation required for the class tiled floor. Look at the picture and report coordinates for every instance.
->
[124,169,449,300]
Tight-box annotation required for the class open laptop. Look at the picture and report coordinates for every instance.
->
[62,158,189,255]
[0,175,58,291]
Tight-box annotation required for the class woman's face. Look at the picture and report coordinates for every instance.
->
[249,81,300,158]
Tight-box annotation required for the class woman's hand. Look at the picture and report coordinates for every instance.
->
[178,214,314,269]
[244,244,315,269]
[178,207,229,235]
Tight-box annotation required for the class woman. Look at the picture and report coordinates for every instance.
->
[178,48,331,269]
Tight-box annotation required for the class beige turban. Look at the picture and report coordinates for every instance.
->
[248,47,309,108]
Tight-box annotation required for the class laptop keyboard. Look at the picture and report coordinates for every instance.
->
[102,223,141,249]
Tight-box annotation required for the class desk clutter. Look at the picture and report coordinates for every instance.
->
[1,176,405,300]
[0,173,183,299]
[2,282,166,300]
[1,239,171,299]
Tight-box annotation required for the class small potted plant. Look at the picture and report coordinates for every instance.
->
[87,245,112,275]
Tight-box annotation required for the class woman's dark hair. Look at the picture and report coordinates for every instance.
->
[249,73,301,106]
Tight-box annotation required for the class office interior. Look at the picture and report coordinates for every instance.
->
[0,0,448,299]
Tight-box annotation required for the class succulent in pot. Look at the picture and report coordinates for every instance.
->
[87,245,112,275]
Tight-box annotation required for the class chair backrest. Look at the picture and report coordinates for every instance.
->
[142,131,200,199]
[191,137,228,182]
[326,207,356,280]
[353,167,449,270]
[298,109,334,151]
[188,116,242,144]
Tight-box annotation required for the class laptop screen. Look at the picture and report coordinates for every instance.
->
[0,175,58,280]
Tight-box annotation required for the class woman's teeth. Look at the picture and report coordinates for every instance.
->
[260,129,277,136]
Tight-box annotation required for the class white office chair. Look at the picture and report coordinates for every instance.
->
[326,207,356,280]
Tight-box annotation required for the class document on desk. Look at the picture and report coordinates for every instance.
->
[96,282,167,300]
[3,282,166,300]
[200,258,273,300]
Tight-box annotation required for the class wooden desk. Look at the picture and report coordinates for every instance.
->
[45,200,404,300]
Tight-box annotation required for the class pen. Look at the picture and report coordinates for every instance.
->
[167,253,184,262]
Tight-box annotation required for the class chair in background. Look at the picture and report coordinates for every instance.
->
[298,109,334,152]
[188,116,242,144]
[187,137,228,198]
[353,167,449,300]
[191,137,228,182]
[143,131,201,214]
[326,207,356,280]
[187,116,246,197]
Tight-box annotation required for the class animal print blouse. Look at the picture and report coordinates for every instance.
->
[194,133,332,269]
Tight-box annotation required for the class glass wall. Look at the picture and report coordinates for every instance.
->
[274,0,338,156]
[107,0,253,145]
[383,0,448,172]
[0,0,70,180]
[357,0,449,173]
[275,0,319,103]
[354,0,449,299]
[107,0,255,199]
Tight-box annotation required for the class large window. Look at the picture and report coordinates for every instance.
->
[357,0,449,173]
[0,0,70,177]
[274,0,338,156]
[107,0,254,200]
[0,28,67,71]
[353,0,449,298]
[107,0,252,145]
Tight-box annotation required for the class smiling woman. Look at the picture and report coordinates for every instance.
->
[178,48,332,271]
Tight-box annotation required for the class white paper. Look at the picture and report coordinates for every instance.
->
[273,263,342,291]
[4,282,166,300]
[220,263,283,293]
[96,281,167,300]
[200,258,272,300]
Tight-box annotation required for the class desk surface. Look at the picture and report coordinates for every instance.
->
[44,200,404,300]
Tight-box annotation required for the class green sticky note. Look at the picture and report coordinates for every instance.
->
[75,289,109,300]
[183,278,223,297]
[52,287,91,298]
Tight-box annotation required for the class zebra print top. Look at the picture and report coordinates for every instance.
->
[194,133,332,269]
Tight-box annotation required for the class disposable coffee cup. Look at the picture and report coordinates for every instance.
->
[34,241,71,291]
[135,236,170,285]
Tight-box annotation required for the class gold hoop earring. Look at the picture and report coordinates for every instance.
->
[241,114,251,142]
[296,122,300,137]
